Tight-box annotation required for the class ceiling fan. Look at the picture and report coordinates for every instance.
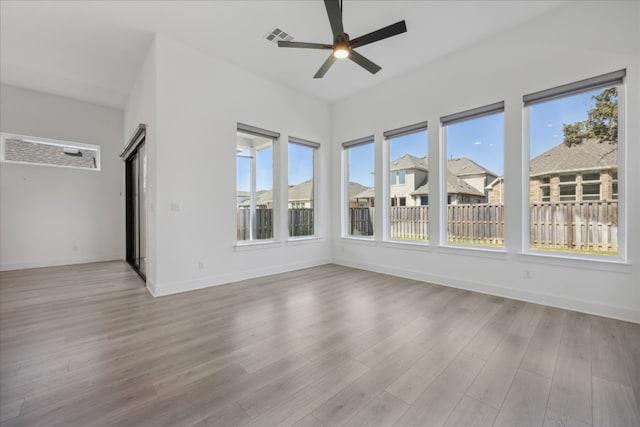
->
[278,0,407,78]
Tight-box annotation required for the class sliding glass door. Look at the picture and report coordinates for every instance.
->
[125,140,147,280]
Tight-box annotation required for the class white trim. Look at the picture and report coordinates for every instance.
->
[339,236,378,246]
[517,251,631,273]
[523,80,625,262]
[234,240,283,251]
[151,258,332,297]
[0,255,122,272]
[332,258,640,324]
[381,240,429,251]
[145,278,157,297]
[286,237,324,246]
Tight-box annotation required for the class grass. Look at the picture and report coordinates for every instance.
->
[392,236,617,255]
[530,246,617,256]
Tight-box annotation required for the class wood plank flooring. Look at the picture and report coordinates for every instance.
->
[1,261,639,427]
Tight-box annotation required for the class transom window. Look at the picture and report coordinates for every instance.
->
[1,132,100,171]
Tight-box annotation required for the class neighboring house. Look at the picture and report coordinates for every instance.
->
[487,139,618,203]
[412,170,486,205]
[349,182,373,208]
[288,179,314,208]
[351,154,497,206]
[237,179,314,209]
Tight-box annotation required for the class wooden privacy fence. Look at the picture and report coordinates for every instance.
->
[289,208,314,237]
[349,207,374,236]
[239,202,618,252]
[358,201,618,252]
[530,201,617,252]
[390,206,429,240]
[447,204,504,246]
[237,208,313,239]
[237,208,273,240]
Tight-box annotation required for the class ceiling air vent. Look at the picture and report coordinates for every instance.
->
[264,27,294,45]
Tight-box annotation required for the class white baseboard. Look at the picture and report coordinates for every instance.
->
[0,255,124,272]
[333,257,640,324]
[146,278,157,297]
[151,258,333,297]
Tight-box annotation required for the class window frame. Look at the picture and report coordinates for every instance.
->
[287,136,320,240]
[523,70,626,261]
[1,132,101,171]
[342,135,375,239]
[383,121,429,243]
[236,123,279,244]
[440,102,505,250]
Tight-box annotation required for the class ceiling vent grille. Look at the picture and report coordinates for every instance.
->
[264,27,294,44]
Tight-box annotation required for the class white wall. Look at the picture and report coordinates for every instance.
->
[331,1,640,322]
[124,37,157,285]
[126,34,332,295]
[0,85,124,270]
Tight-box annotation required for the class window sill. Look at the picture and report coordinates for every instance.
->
[234,240,283,252]
[339,237,378,246]
[286,237,324,246]
[518,251,632,273]
[381,240,430,251]
[436,244,509,260]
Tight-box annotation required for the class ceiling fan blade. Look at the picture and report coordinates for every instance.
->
[350,20,407,49]
[324,0,344,38]
[313,54,338,79]
[349,50,381,75]
[278,41,333,50]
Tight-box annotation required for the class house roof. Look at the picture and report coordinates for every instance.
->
[288,179,313,201]
[238,179,315,206]
[530,139,617,177]
[348,182,370,199]
[389,155,496,178]
[390,154,428,172]
[412,171,484,196]
[447,157,497,178]
[352,187,375,200]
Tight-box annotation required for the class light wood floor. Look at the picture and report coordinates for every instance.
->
[1,262,639,427]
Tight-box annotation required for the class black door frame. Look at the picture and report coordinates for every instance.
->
[121,125,147,283]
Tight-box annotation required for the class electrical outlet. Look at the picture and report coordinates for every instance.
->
[524,270,532,279]
[170,202,181,212]
[198,261,204,270]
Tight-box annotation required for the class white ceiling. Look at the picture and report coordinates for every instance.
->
[0,1,566,109]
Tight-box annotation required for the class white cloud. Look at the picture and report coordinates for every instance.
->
[473,141,482,145]
[547,124,553,127]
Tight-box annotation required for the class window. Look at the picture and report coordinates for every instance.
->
[441,102,505,248]
[343,136,375,237]
[384,122,428,242]
[236,124,278,242]
[526,69,624,256]
[1,132,100,170]
[420,196,429,206]
[288,137,319,238]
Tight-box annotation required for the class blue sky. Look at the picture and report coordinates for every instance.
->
[239,89,601,191]
[347,89,599,186]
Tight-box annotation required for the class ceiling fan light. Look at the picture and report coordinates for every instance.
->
[333,45,349,59]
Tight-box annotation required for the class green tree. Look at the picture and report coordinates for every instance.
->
[563,87,618,146]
